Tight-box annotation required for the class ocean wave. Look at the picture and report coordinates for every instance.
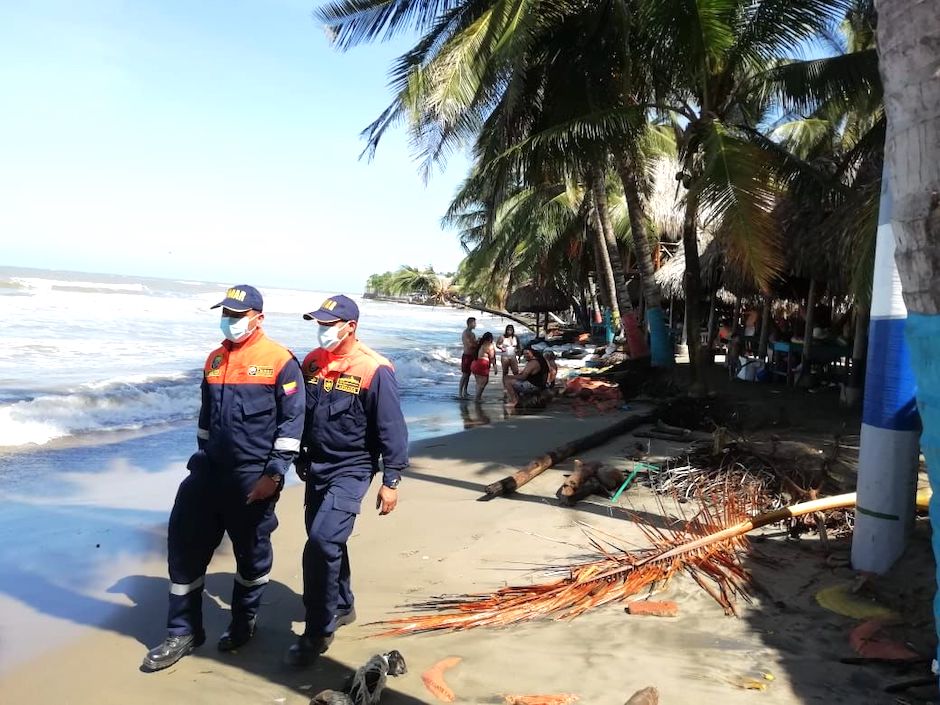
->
[0,373,202,448]
[7,277,150,296]
[390,346,462,397]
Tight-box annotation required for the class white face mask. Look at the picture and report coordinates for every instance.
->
[220,315,255,342]
[317,321,350,351]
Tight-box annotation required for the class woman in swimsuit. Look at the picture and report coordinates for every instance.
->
[469,332,497,400]
[496,325,519,377]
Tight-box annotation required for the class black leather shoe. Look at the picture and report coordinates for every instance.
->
[217,618,256,652]
[142,632,205,671]
[285,633,334,667]
[334,608,357,629]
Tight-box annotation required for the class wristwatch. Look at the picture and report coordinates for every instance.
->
[384,477,401,490]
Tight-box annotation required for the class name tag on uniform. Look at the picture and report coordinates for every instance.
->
[247,365,274,377]
[335,374,362,394]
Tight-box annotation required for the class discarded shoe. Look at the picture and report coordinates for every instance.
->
[142,632,205,671]
[312,651,407,704]
[285,633,334,667]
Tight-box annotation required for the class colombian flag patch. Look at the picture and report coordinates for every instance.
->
[282,381,298,395]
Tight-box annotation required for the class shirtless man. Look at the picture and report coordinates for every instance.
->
[459,317,477,399]
[503,346,547,407]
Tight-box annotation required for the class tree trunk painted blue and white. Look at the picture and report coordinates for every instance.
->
[851,173,921,574]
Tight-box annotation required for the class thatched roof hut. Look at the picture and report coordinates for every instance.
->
[654,234,737,303]
[505,284,571,313]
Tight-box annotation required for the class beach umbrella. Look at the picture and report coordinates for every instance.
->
[505,284,570,337]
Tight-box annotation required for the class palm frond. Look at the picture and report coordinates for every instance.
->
[375,493,857,635]
[317,0,466,50]
[695,121,783,291]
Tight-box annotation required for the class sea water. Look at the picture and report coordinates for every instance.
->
[0,265,512,449]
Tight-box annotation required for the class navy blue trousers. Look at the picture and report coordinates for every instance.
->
[302,476,370,636]
[166,468,278,637]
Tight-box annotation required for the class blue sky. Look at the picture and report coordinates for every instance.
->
[0,0,469,291]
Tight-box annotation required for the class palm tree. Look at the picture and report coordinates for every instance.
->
[874,0,940,662]
[317,0,670,363]
[640,0,854,390]
[386,265,449,302]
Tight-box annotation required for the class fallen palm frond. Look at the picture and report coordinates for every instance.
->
[377,493,856,636]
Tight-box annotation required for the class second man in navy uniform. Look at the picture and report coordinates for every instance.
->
[287,295,409,666]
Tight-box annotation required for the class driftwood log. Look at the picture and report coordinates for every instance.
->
[482,413,653,498]
[557,460,629,505]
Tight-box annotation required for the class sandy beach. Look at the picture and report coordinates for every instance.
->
[1,402,934,704]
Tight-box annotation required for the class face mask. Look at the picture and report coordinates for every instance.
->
[317,322,349,351]
[220,315,254,342]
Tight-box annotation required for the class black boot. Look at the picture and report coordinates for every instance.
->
[142,632,205,671]
[217,617,256,652]
[334,607,357,629]
[285,633,334,667]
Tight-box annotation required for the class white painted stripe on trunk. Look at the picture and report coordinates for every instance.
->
[871,223,908,319]
[196,428,210,440]
[234,572,270,588]
[274,437,300,452]
[169,576,205,596]
[851,423,921,574]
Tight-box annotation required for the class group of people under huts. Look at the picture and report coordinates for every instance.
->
[705,299,856,384]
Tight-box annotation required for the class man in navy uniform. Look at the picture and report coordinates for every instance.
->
[143,285,305,671]
[287,295,408,666]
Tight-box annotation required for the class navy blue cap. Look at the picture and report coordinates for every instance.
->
[304,294,359,323]
[211,284,263,312]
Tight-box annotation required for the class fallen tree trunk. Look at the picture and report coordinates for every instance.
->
[482,413,653,498]
[449,297,534,331]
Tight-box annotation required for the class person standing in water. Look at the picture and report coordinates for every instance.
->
[469,332,498,400]
[496,324,519,377]
[458,317,477,399]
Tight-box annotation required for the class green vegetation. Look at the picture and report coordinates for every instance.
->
[365,266,455,304]
[333,0,882,383]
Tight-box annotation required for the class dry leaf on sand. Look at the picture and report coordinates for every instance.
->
[421,657,462,703]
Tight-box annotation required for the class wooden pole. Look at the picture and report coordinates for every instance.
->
[757,295,772,359]
[482,413,653,497]
[798,279,818,387]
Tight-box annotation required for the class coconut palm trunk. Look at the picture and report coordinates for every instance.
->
[757,295,772,359]
[613,152,675,367]
[844,304,869,406]
[590,168,649,359]
[875,0,940,666]
[798,279,818,387]
[681,188,706,393]
[588,197,623,335]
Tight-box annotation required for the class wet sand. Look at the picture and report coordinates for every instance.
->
[0,404,927,704]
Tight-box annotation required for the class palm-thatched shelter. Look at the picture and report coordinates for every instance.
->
[506,284,571,338]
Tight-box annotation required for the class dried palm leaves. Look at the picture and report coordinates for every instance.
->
[646,435,857,534]
[377,493,856,636]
